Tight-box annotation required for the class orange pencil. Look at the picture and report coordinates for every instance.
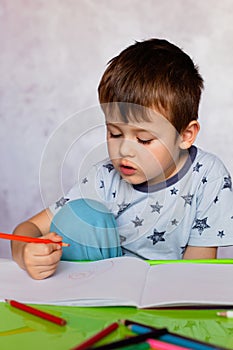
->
[0,232,70,247]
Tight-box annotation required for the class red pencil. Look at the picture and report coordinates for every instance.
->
[5,299,67,326]
[0,232,69,247]
[71,322,119,350]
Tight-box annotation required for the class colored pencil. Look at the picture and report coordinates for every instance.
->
[71,322,119,350]
[5,299,67,326]
[119,343,150,350]
[121,320,227,350]
[217,311,233,318]
[87,328,168,350]
[0,232,69,247]
[147,338,190,350]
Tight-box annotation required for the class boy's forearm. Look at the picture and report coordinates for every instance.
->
[11,222,43,269]
[183,246,217,259]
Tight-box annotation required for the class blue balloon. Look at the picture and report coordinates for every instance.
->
[50,198,122,261]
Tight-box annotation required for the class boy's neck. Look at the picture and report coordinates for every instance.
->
[133,146,196,192]
[147,149,189,187]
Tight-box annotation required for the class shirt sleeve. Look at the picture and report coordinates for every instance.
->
[188,158,233,247]
[49,163,103,216]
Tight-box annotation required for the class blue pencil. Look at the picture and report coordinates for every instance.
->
[122,320,227,350]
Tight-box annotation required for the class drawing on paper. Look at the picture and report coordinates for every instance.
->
[68,260,115,282]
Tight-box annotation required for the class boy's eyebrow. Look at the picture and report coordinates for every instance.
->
[106,123,122,130]
[106,123,117,126]
[106,122,155,134]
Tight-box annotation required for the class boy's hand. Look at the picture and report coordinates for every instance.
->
[23,232,63,280]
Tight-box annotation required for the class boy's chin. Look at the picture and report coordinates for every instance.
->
[120,175,147,185]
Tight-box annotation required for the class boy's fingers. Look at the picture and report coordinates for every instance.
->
[24,242,61,258]
[42,231,63,242]
[24,248,62,279]
[25,248,62,264]
[27,262,60,280]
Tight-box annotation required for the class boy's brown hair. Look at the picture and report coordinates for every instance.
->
[98,38,204,133]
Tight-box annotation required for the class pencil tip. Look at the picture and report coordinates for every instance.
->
[118,319,125,325]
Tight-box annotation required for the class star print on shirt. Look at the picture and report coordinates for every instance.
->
[55,197,69,209]
[222,175,232,190]
[112,191,116,198]
[202,177,207,184]
[117,202,131,215]
[214,196,218,204]
[193,162,203,172]
[170,187,178,195]
[100,180,104,188]
[147,229,165,245]
[150,201,163,214]
[103,163,114,173]
[192,217,210,235]
[82,177,88,184]
[171,219,179,226]
[120,235,126,244]
[181,193,194,206]
[217,230,225,238]
[131,216,144,227]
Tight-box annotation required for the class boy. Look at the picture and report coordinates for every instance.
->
[12,38,233,279]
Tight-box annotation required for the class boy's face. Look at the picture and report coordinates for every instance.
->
[106,110,184,186]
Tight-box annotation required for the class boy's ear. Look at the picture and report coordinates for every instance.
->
[179,120,200,150]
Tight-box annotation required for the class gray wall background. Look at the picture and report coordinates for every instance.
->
[1,0,233,258]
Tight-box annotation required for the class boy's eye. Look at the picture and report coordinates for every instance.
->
[109,132,122,138]
[137,138,153,145]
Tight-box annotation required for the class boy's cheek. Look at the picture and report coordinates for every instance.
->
[107,144,119,159]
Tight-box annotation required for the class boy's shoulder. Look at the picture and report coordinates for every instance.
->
[194,146,230,178]
[195,146,227,167]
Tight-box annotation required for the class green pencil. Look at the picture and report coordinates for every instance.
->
[147,259,233,265]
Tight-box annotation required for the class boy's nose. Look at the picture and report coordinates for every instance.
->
[119,139,136,157]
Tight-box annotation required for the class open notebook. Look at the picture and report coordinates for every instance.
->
[1,256,233,307]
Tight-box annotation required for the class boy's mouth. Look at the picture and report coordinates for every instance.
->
[119,164,137,176]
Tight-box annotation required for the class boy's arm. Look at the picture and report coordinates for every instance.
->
[11,209,50,268]
[183,246,217,259]
[11,209,63,279]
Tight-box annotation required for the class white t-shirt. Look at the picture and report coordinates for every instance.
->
[50,146,233,259]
